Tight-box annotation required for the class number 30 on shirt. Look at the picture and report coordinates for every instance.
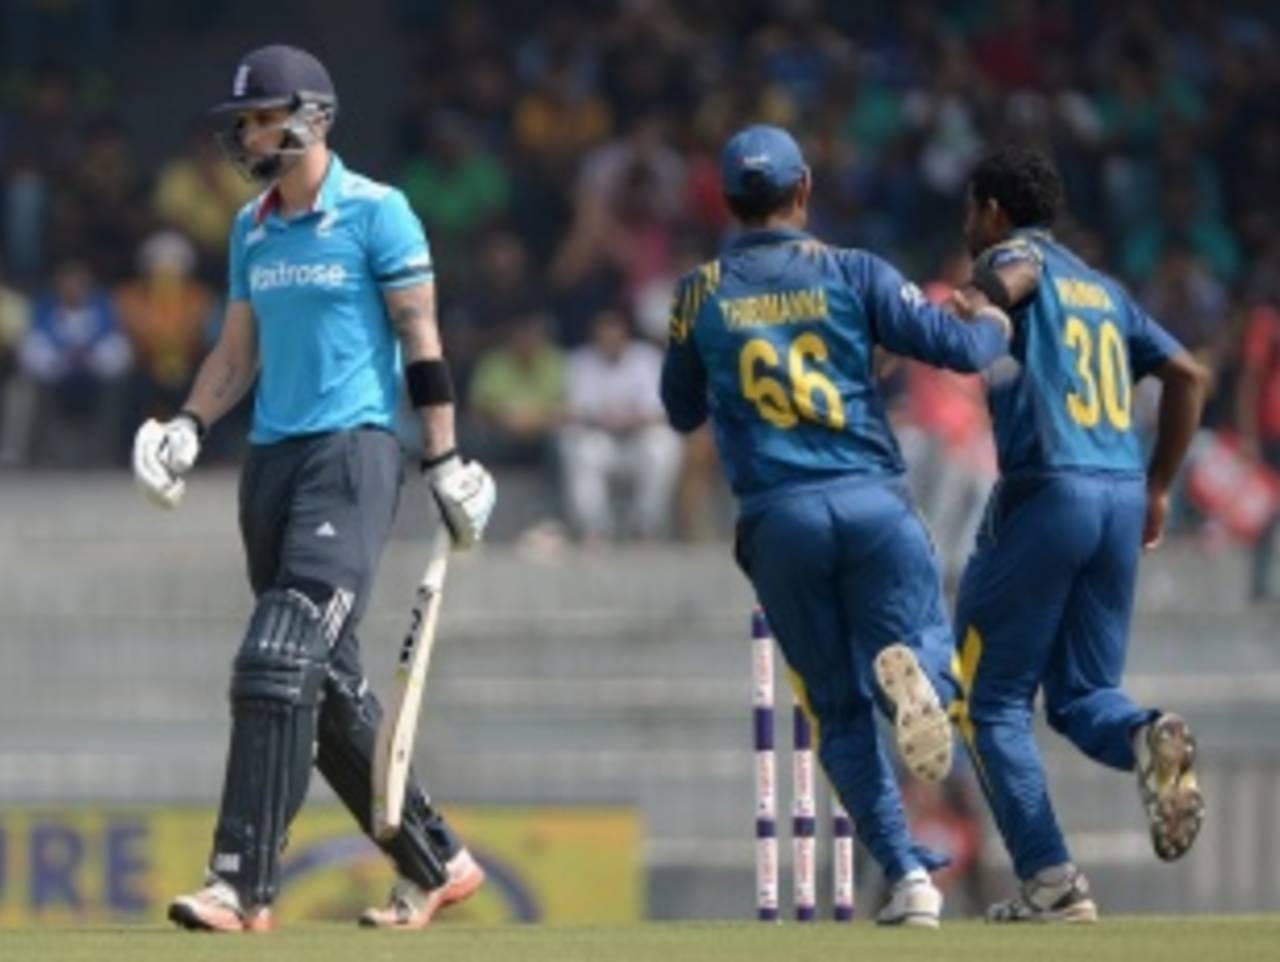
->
[1064,316,1132,431]
[739,333,846,430]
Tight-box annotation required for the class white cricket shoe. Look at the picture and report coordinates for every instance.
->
[876,870,942,928]
[874,644,953,782]
[1136,712,1205,862]
[986,866,1098,923]
[168,873,272,933]
[358,848,486,929]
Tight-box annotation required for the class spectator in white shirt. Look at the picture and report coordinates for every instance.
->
[559,306,682,542]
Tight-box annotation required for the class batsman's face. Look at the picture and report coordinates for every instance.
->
[236,107,291,156]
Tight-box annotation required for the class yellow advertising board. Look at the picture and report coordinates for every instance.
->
[0,806,641,927]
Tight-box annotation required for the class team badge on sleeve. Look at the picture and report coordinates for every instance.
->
[978,236,1044,272]
[899,281,926,309]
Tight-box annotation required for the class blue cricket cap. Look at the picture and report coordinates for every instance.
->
[720,125,807,199]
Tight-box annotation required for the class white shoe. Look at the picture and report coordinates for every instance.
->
[358,849,486,929]
[986,866,1098,923]
[874,644,952,782]
[168,873,273,933]
[876,871,942,928]
[1136,712,1205,862]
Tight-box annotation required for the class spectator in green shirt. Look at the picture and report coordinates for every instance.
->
[465,309,566,467]
[400,113,512,281]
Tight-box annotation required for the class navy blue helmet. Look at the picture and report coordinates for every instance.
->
[212,44,337,181]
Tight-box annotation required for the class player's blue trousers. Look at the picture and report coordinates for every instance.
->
[954,472,1158,879]
[737,475,959,882]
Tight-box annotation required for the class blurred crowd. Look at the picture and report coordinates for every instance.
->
[0,0,1278,595]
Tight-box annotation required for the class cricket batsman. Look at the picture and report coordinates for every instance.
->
[131,44,495,931]
[949,147,1208,922]
[660,125,1014,926]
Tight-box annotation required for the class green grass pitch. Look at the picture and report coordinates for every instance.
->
[4,917,1279,962]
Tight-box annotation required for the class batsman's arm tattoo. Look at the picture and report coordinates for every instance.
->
[386,281,442,362]
[182,301,259,427]
[212,358,239,402]
[384,281,455,457]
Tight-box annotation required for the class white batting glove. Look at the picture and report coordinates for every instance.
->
[425,453,496,549]
[132,414,202,509]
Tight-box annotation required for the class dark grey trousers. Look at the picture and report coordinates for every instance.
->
[213,427,459,902]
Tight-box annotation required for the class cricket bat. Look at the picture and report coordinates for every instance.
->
[372,521,452,840]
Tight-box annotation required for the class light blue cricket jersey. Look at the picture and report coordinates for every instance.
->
[228,153,433,442]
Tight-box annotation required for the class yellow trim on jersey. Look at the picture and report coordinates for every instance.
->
[667,259,721,345]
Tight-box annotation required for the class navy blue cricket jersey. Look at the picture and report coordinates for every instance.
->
[977,229,1183,478]
[660,227,1009,500]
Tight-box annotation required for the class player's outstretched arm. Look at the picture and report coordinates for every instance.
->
[1144,351,1209,549]
[386,280,495,549]
[132,300,258,509]
[944,237,1043,343]
[862,254,1011,373]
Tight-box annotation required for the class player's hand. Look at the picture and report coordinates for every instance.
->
[950,288,1013,339]
[425,453,496,550]
[1143,486,1170,551]
[132,415,201,509]
[946,288,978,318]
